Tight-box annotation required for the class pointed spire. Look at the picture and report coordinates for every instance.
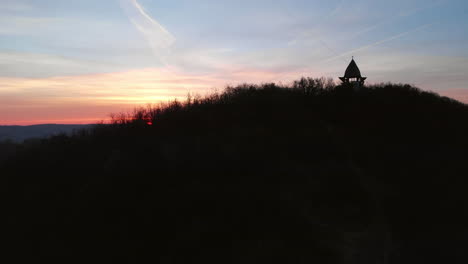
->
[344,58,362,78]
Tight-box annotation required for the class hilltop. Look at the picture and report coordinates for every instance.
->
[2,78,468,263]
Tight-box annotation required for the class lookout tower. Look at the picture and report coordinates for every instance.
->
[339,57,367,90]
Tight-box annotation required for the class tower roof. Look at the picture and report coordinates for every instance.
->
[343,58,363,78]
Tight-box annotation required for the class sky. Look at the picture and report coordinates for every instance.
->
[1,0,467,125]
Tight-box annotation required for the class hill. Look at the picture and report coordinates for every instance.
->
[0,124,91,142]
[2,78,468,263]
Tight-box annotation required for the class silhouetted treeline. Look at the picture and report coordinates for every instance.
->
[2,78,468,263]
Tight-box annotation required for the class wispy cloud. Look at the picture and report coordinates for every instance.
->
[0,52,122,78]
[0,15,63,36]
[120,0,176,64]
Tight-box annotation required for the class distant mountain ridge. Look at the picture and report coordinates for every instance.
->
[0,124,92,142]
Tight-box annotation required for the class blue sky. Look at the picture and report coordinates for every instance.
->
[1,0,468,124]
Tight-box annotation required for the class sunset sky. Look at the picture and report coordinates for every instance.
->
[1,0,467,125]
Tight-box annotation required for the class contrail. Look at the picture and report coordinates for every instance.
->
[324,22,436,63]
[399,0,448,17]
[317,39,349,63]
[348,0,447,41]
[120,0,175,63]
[287,0,345,48]
[329,0,346,17]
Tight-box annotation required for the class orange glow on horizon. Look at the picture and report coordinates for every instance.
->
[0,67,307,125]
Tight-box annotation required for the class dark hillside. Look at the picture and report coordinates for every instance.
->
[2,79,468,263]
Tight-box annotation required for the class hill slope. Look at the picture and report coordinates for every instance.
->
[2,79,468,263]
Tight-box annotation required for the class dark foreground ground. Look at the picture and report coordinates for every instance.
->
[1,79,468,263]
